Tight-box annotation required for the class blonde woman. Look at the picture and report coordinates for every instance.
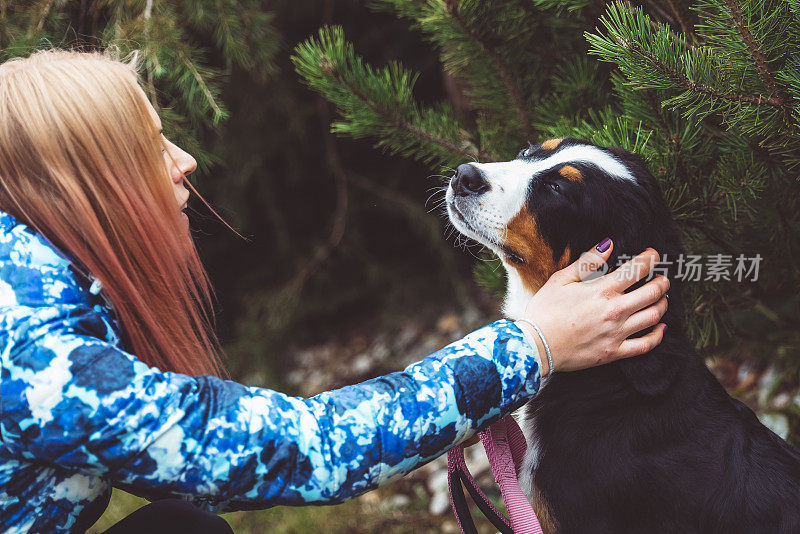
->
[0,50,669,533]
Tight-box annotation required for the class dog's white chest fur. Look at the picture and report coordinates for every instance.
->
[502,264,534,320]
[501,264,543,502]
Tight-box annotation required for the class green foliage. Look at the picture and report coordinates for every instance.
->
[293,26,470,168]
[0,0,278,168]
[587,1,797,144]
[294,0,800,369]
[473,250,506,298]
[294,1,593,164]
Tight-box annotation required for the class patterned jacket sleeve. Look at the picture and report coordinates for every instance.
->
[0,302,542,512]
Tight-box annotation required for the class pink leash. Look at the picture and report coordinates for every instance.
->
[447,415,543,534]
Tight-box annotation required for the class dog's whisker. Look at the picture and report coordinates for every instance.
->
[427,199,448,213]
[425,191,445,209]
[464,242,483,260]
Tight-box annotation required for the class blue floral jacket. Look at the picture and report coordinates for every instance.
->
[0,209,543,533]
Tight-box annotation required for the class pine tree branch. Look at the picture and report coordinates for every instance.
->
[686,219,739,256]
[179,52,223,118]
[625,0,693,48]
[444,1,535,142]
[34,0,55,32]
[215,0,234,56]
[721,0,789,104]
[622,39,789,108]
[643,88,697,186]
[324,60,497,162]
[649,18,693,49]
[402,119,495,161]
[0,2,9,47]
[142,0,159,110]
[644,89,674,144]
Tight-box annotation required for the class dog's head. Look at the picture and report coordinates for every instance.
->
[447,137,686,393]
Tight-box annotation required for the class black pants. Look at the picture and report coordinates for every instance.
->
[102,499,233,534]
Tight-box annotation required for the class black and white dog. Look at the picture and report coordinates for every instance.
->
[446,137,800,533]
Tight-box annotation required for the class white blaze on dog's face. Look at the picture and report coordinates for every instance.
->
[446,138,637,319]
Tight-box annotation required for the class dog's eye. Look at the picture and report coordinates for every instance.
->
[503,247,525,264]
[549,182,561,193]
[519,144,535,158]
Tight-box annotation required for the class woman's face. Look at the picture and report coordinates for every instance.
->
[140,87,196,227]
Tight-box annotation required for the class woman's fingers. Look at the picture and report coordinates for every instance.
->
[560,238,613,284]
[617,323,668,359]
[524,243,670,373]
[618,274,670,313]
[604,248,660,291]
[621,296,668,336]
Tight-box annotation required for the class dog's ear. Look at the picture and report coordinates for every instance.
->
[617,348,680,396]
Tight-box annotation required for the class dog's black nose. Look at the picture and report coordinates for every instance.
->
[452,164,489,196]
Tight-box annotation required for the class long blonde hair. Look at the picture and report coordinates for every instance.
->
[0,49,227,377]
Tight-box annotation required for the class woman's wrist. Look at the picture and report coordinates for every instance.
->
[515,320,551,377]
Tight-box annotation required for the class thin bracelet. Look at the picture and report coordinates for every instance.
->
[516,318,554,376]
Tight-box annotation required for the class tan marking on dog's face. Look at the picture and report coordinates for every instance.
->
[558,164,582,182]
[540,138,563,150]
[532,486,559,534]
[505,208,571,293]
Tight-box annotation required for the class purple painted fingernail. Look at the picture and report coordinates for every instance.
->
[596,237,611,253]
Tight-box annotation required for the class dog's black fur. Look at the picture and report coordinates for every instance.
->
[513,139,800,533]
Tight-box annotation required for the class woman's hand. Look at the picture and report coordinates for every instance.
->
[518,239,669,376]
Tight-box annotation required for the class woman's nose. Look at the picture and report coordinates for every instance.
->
[172,150,197,183]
